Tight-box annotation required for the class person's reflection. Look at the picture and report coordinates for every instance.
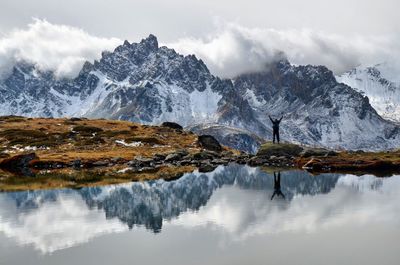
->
[271,171,285,200]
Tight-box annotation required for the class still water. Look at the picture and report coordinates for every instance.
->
[0,164,400,265]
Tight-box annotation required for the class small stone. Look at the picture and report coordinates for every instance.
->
[153,154,166,161]
[198,163,217,173]
[92,160,109,167]
[111,157,124,163]
[165,153,182,162]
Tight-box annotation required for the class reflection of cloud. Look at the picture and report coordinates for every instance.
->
[0,171,398,254]
[169,175,400,241]
[0,194,126,253]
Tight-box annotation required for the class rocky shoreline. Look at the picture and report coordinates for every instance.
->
[2,137,400,179]
[0,146,296,176]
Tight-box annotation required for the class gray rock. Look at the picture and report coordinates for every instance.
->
[161,122,183,130]
[211,159,229,165]
[128,157,155,167]
[111,157,124,163]
[153,154,166,161]
[198,163,217,173]
[72,159,82,169]
[191,151,216,161]
[325,150,339,157]
[0,152,38,169]
[165,153,182,162]
[92,160,109,167]
[198,135,222,152]
[247,157,268,166]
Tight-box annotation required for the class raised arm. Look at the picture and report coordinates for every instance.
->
[278,116,283,122]
[269,115,274,123]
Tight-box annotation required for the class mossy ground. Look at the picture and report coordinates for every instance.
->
[257,141,303,157]
[0,116,204,164]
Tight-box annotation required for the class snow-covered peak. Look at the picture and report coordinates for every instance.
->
[1,37,400,151]
[337,62,400,122]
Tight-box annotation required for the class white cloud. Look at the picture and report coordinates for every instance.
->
[168,23,400,77]
[0,19,121,78]
[1,20,399,80]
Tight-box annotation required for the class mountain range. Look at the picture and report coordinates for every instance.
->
[337,62,400,123]
[0,34,399,152]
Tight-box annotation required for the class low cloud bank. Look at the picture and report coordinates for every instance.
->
[0,19,121,78]
[168,23,400,78]
[0,20,399,79]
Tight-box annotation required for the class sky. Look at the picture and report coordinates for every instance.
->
[0,0,399,78]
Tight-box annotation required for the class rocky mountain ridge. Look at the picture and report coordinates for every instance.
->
[1,35,399,151]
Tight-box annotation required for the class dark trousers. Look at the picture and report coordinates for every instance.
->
[273,129,280,143]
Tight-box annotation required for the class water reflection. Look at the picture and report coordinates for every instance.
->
[0,164,398,255]
[271,171,285,200]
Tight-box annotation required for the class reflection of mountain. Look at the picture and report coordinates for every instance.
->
[1,165,399,254]
[3,165,340,233]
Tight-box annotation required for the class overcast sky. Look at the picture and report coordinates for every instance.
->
[0,0,399,78]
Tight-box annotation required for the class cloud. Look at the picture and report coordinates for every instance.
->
[167,23,400,77]
[1,20,399,80]
[0,19,121,78]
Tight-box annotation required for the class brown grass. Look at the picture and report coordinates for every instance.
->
[295,149,400,176]
[0,117,220,191]
[0,117,203,165]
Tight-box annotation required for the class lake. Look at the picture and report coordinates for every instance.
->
[1,164,399,265]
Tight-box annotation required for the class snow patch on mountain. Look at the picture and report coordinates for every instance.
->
[337,63,400,122]
[1,35,400,151]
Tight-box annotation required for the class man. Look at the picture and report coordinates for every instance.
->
[269,115,283,144]
[271,172,285,200]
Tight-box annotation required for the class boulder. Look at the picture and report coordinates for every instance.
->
[256,142,303,157]
[176,149,189,157]
[128,157,155,167]
[72,159,82,169]
[111,157,125,163]
[198,163,217,173]
[69,117,82,121]
[0,153,38,169]
[192,151,217,161]
[247,156,268,167]
[300,148,338,158]
[326,150,339,157]
[302,158,323,170]
[161,122,183,130]
[153,154,167,161]
[0,153,38,176]
[92,160,109,167]
[165,153,183,162]
[198,135,222,152]
[211,159,229,166]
